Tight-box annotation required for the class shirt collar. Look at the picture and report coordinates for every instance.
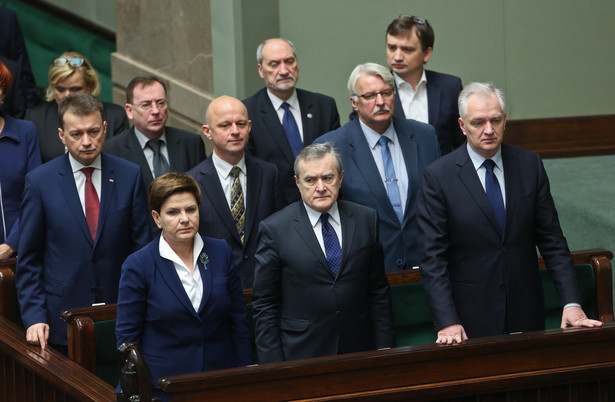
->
[359,118,398,150]
[211,151,246,179]
[466,143,504,172]
[68,153,102,173]
[393,69,427,90]
[134,127,167,150]
[303,202,341,228]
[266,88,300,112]
[159,233,204,270]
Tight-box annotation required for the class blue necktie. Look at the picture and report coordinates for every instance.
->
[483,159,506,233]
[321,213,341,276]
[281,102,303,157]
[378,136,403,223]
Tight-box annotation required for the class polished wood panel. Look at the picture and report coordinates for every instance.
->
[160,323,615,401]
[505,114,615,158]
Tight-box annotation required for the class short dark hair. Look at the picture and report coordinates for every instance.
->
[0,61,13,93]
[386,15,435,52]
[58,92,104,129]
[148,172,202,213]
[126,76,168,104]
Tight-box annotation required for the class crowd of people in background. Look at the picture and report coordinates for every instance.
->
[0,8,603,400]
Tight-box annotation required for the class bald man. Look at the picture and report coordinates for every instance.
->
[188,96,285,287]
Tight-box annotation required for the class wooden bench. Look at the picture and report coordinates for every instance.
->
[61,248,613,385]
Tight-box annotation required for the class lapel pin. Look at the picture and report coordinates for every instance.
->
[307,113,313,119]
[109,179,114,183]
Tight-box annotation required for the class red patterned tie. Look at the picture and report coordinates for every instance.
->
[82,167,99,241]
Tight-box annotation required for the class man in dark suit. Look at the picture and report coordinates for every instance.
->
[253,142,395,363]
[105,76,206,195]
[417,82,602,344]
[385,15,463,154]
[16,93,150,351]
[316,63,440,271]
[188,96,285,288]
[243,38,340,204]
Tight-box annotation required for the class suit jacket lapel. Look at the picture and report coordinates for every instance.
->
[426,78,440,126]
[348,119,400,224]
[197,246,213,314]
[154,245,201,318]
[57,155,93,245]
[244,156,262,243]
[500,145,517,236]
[296,89,316,144]
[165,128,183,171]
[198,159,242,244]
[293,203,331,275]
[338,202,354,277]
[258,92,295,164]
[394,118,419,224]
[456,147,503,237]
[94,154,116,247]
[125,128,155,186]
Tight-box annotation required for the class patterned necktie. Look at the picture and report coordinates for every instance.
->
[230,166,245,244]
[146,139,170,177]
[81,167,99,241]
[281,102,303,157]
[483,159,506,233]
[378,136,403,223]
[321,213,341,276]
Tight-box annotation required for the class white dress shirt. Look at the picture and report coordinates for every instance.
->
[266,89,304,141]
[211,152,247,210]
[68,153,102,215]
[394,70,429,123]
[359,119,409,213]
[304,202,342,256]
[159,234,204,312]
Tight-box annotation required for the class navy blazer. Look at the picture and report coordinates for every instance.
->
[104,126,206,195]
[25,101,129,163]
[315,117,440,271]
[115,235,251,389]
[253,200,395,364]
[417,144,581,338]
[187,154,285,288]
[349,70,463,155]
[243,88,340,204]
[16,153,151,345]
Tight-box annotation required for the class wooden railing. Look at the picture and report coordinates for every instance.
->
[159,323,615,401]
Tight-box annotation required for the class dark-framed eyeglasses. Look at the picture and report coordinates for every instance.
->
[53,57,85,68]
[354,88,395,102]
[398,15,426,25]
[135,100,168,112]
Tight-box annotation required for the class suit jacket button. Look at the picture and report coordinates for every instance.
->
[396,259,403,266]
[242,255,249,260]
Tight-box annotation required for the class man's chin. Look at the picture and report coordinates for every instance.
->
[269,83,296,93]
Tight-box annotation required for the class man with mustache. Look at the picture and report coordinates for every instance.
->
[316,63,440,271]
[243,38,340,204]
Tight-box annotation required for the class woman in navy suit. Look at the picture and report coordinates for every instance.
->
[116,173,251,399]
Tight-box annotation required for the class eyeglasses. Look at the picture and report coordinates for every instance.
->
[53,57,85,68]
[135,100,168,112]
[398,15,426,24]
[354,88,395,102]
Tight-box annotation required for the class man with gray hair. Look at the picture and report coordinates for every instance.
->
[417,82,601,344]
[252,142,394,363]
[316,62,440,271]
[243,38,340,204]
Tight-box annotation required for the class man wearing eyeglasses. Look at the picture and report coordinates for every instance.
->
[385,15,464,155]
[243,38,340,205]
[105,76,206,199]
[315,63,440,272]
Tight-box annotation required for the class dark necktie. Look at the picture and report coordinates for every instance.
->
[81,167,99,241]
[378,136,403,223]
[230,166,245,244]
[483,159,506,233]
[146,139,170,178]
[321,213,341,276]
[281,102,303,157]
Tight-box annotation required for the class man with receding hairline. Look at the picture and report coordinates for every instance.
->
[188,95,284,287]
[244,38,340,204]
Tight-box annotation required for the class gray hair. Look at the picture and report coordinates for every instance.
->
[347,63,395,101]
[256,38,296,64]
[294,142,343,178]
[458,82,505,118]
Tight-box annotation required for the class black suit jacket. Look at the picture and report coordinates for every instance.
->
[187,155,285,288]
[253,200,395,363]
[25,101,129,163]
[417,144,581,338]
[243,88,340,203]
[104,126,206,193]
